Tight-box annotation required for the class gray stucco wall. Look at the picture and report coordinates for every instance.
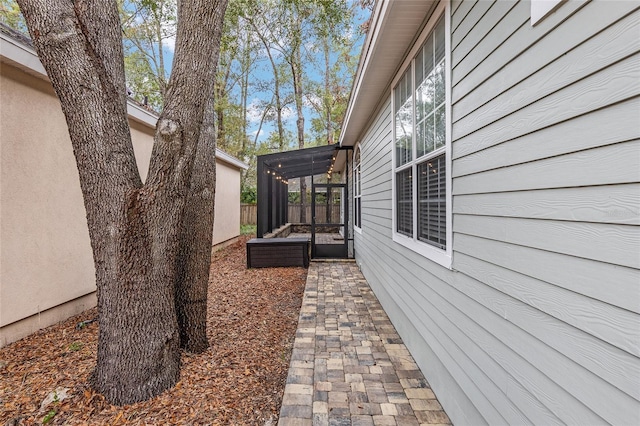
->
[353,1,640,424]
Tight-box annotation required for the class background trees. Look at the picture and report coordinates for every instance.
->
[219,0,371,207]
[1,0,371,198]
[118,0,176,109]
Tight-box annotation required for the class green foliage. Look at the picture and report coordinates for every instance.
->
[288,191,300,204]
[124,50,164,109]
[240,224,256,235]
[41,391,60,424]
[262,128,296,152]
[241,187,256,204]
[0,1,27,33]
[42,410,56,425]
[118,0,177,109]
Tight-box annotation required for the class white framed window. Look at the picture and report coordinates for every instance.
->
[391,1,452,268]
[354,144,362,232]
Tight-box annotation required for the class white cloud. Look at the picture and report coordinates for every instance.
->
[280,106,295,120]
[247,98,296,124]
[163,33,176,52]
[247,98,267,124]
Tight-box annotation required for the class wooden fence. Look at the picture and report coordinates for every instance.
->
[241,204,341,226]
[241,204,258,225]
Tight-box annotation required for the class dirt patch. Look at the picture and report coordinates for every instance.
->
[0,236,307,425]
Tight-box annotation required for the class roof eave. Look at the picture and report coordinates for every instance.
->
[0,26,160,130]
[215,148,250,170]
[1,29,250,171]
[339,0,437,149]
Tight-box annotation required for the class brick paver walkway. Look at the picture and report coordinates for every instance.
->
[278,261,452,426]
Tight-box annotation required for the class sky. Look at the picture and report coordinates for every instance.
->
[233,2,371,151]
[119,0,372,153]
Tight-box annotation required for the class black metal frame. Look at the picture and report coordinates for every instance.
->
[311,181,348,258]
[257,144,338,238]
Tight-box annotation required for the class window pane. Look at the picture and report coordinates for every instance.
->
[434,16,445,63]
[354,148,361,197]
[435,106,445,149]
[423,33,434,78]
[416,119,424,158]
[395,103,412,167]
[395,69,413,167]
[434,60,445,107]
[418,154,446,249]
[415,47,424,87]
[425,112,435,154]
[396,168,413,236]
[415,27,445,160]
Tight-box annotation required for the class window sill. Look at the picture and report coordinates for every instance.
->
[354,226,362,235]
[392,232,452,269]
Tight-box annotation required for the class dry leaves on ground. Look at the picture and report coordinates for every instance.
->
[0,236,307,425]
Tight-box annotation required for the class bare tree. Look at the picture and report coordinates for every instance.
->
[243,3,287,150]
[118,0,176,109]
[16,0,228,404]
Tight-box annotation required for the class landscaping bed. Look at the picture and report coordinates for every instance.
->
[0,235,307,425]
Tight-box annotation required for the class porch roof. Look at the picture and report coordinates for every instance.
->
[257,144,338,180]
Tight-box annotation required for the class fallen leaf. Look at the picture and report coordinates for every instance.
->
[0,236,306,425]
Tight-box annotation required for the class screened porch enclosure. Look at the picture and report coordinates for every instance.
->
[256,144,352,259]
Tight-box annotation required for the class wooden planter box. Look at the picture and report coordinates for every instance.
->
[246,237,310,268]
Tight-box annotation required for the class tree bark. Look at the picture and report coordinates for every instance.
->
[17,0,228,405]
[175,2,226,353]
[175,95,216,353]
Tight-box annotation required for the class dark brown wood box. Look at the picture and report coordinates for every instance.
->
[246,238,310,268]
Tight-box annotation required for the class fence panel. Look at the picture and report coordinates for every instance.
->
[241,204,341,226]
[241,204,257,225]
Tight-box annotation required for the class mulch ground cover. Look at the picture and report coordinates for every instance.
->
[0,235,308,425]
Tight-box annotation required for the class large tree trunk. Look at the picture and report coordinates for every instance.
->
[18,0,228,405]
[175,2,226,352]
[175,96,216,353]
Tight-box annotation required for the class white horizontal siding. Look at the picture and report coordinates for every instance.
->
[453,54,640,158]
[353,1,640,425]
[453,97,640,178]
[450,0,640,423]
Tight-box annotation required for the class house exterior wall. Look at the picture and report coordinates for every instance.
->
[0,55,247,347]
[0,62,98,346]
[129,119,154,183]
[352,1,640,424]
[212,159,242,246]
